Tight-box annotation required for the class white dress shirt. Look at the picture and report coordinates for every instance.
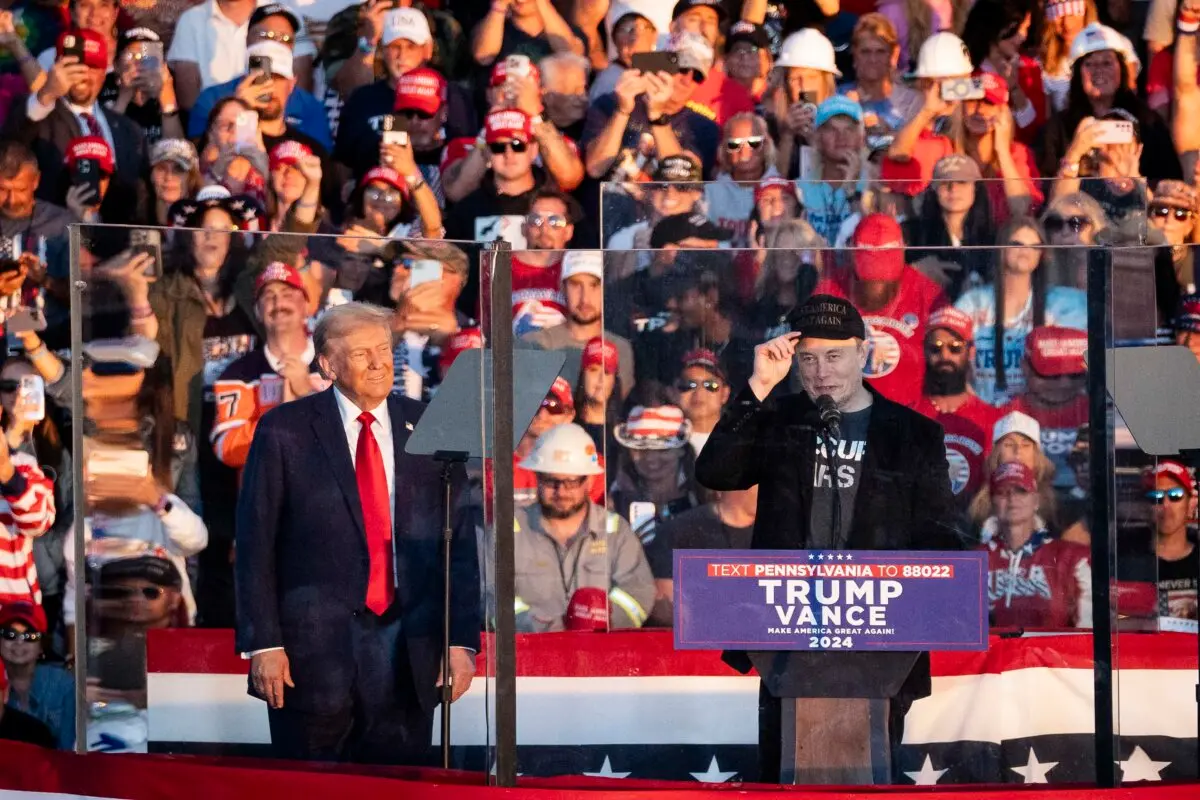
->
[332,385,395,513]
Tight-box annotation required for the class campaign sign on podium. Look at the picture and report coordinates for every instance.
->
[674,550,989,651]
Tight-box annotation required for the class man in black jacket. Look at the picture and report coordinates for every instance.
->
[694,293,963,784]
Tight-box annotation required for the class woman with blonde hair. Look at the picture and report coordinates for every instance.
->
[749,219,825,337]
[877,0,971,73]
[1040,0,1098,112]
[969,412,1060,531]
[840,14,923,134]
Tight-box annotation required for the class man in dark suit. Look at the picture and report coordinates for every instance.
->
[15,28,147,222]
[695,294,964,783]
[235,302,480,764]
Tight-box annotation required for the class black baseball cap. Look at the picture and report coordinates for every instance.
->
[787,294,867,341]
[116,26,161,57]
[672,0,728,21]
[650,212,734,248]
[90,555,183,589]
[724,20,770,52]
[250,3,301,32]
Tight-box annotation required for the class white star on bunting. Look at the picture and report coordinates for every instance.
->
[1117,747,1170,782]
[1010,748,1057,784]
[904,754,948,785]
[584,756,631,779]
[690,756,737,783]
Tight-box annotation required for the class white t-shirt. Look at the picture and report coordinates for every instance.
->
[955,285,1088,405]
[704,172,763,247]
[168,0,318,90]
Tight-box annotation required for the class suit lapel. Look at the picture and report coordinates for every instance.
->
[312,388,365,537]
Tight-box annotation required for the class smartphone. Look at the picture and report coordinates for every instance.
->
[799,90,818,106]
[631,51,681,75]
[6,308,45,334]
[940,76,985,102]
[382,129,409,147]
[503,54,532,79]
[86,449,150,478]
[60,33,85,61]
[71,158,103,198]
[629,501,656,537]
[16,374,44,423]
[408,258,442,287]
[234,109,258,152]
[130,229,162,283]
[1093,119,1135,145]
[248,54,272,85]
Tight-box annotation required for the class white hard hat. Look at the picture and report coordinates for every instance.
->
[1067,22,1141,76]
[519,423,605,477]
[775,28,841,77]
[912,32,973,79]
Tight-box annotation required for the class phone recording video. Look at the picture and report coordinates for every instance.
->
[71,158,103,198]
[248,54,272,85]
[631,51,681,75]
[130,229,163,283]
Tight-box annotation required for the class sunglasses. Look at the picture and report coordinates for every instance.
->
[540,397,570,415]
[1150,204,1194,222]
[1146,487,1189,504]
[253,29,294,44]
[1043,214,1092,234]
[94,584,166,601]
[526,212,567,229]
[539,475,588,490]
[397,108,435,121]
[0,627,41,643]
[676,378,722,393]
[488,139,528,155]
[0,379,19,392]
[725,136,764,152]
[364,188,401,204]
[925,339,967,356]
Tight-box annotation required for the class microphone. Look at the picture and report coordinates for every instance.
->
[816,394,842,434]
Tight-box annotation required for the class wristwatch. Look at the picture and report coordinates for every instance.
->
[405,173,426,191]
[356,35,376,55]
[1058,158,1081,178]
[648,114,670,127]
[161,104,178,117]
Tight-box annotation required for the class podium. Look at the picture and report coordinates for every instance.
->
[747,650,925,785]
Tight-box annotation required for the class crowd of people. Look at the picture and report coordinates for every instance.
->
[0,0,1197,755]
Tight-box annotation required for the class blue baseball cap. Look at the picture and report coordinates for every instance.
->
[815,96,864,128]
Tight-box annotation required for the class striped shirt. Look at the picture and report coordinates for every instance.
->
[0,452,57,606]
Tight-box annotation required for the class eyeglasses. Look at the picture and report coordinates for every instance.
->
[94,584,166,601]
[728,44,761,57]
[397,108,435,121]
[0,379,19,392]
[1150,204,1194,222]
[526,212,567,229]
[725,136,764,152]
[1146,487,1189,504]
[364,188,401,204]
[253,29,294,44]
[925,339,967,356]
[1043,214,1092,234]
[539,475,588,490]
[540,397,570,415]
[488,139,528,155]
[676,378,722,393]
[0,627,41,643]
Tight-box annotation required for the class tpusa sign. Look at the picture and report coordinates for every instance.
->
[674,550,989,651]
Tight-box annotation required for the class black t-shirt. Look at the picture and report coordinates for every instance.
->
[809,405,871,549]
[581,93,721,178]
[644,504,754,579]
[121,97,166,147]
[0,706,56,748]
[1158,547,1200,619]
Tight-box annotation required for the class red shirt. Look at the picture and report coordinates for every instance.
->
[982,141,1045,224]
[984,532,1091,629]
[813,267,949,407]
[478,253,565,334]
[1146,48,1186,110]
[686,63,755,127]
[911,394,1004,499]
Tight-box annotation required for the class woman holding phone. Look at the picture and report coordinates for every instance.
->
[109,28,183,145]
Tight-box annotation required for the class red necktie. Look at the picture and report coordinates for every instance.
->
[79,112,100,137]
[356,411,394,614]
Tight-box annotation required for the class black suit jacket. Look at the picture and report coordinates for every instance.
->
[695,384,965,700]
[235,389,481,715]
[13,101,147,222]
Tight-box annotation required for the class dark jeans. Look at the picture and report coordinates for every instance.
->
[266,607,433,765]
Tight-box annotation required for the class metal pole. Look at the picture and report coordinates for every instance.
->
[68,224,88,754]
[1086,246,1115,787]
[486,240,517,786]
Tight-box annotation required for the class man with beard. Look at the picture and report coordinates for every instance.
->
[492,188,576,337]
[813,213,947,407]
[1002,326,1089,496]
[236,41,328,156]
[17,28,146,211]
[705,112,777,246]
[519,248,636,400]
[911,306,1003,506]
[502,422,654,633]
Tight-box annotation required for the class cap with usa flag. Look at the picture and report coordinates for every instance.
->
[614,405,692,450]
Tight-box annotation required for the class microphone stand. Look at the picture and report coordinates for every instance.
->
[826,421,842,547]
[433,449,468,769]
